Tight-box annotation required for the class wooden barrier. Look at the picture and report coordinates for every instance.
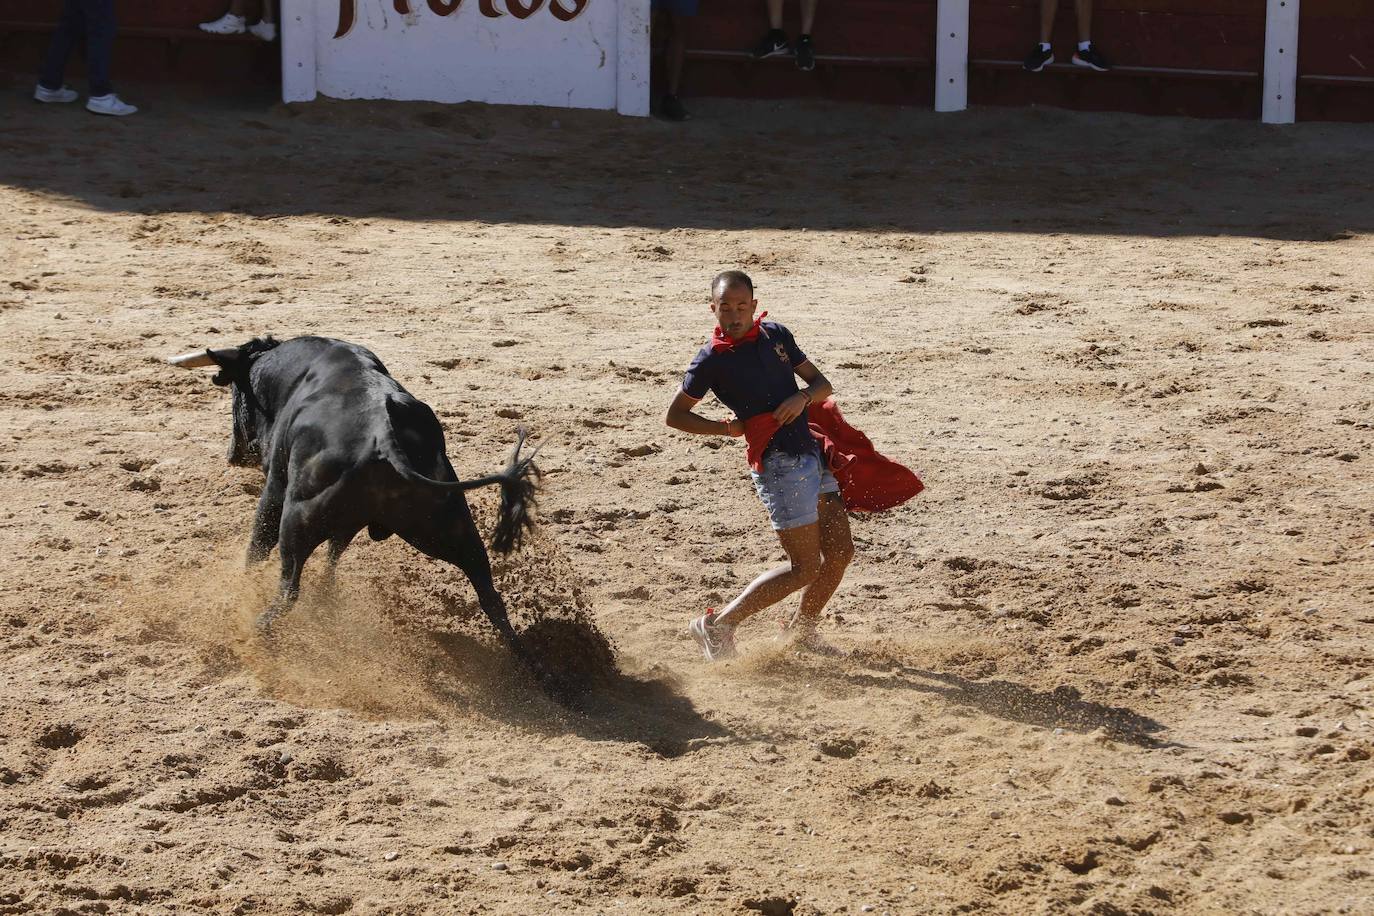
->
[0,0,278,87]
[2,0,1370,120]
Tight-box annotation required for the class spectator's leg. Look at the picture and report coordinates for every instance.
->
[1038,0,1059,44]
[800,0,818,35]
[37,0,84,92]
[82,0,117,98]
[751,0,790,59]
[1073,0,1092,43]
[665,12,687,97]
[228,0,248,14]
[766,0,784,31]
[261,0,277,25]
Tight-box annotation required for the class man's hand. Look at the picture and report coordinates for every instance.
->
[772,391,811,425]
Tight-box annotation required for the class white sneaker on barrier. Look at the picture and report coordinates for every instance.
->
[34,84,79,103]
[200,13,246,34]
[248,21,277,41]
[86,94,137,117]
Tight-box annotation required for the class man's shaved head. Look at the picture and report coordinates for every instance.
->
[711,270,754,302]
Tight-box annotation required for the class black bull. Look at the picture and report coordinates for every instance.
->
[170,335,554,691]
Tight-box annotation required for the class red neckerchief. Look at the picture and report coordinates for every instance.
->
[710,311,768,353]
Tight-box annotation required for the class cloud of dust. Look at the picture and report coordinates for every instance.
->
[123,507,619,722]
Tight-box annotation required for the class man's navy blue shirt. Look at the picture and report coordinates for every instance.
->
[681,321,817,458]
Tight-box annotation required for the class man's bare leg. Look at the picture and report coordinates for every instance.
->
[766,0,785,31]
[1073,0,1091,42]
[665,11,687,96]
[1038,0,1059,44]
[713,522,822,630]
[801,0,818,35]
[789,493,853,633]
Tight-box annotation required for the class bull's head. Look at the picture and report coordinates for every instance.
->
[168,337,280,468]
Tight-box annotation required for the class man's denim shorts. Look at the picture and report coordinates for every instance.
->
[751,449,841,531]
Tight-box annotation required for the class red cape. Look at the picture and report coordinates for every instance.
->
[742,399,923,513]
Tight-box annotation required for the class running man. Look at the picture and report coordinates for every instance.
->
[665,271,854,660]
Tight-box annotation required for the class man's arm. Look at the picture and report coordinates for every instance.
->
[666,390,744,437]
[772,360,834,424]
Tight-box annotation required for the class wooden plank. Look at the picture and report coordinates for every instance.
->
[971,59,1259,79]
[1263,0,1300,122]
[618,0,650,116]
[1298,6,1374,77]
[281,0,316,102]
[936,0,970,111]
[1299,72,1374,82]
[686,49,928,68]
[691,0,936,57]
[970,8,1266,71]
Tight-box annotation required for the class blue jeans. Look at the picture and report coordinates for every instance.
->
[750,449,841,531]
[39,0,116,98]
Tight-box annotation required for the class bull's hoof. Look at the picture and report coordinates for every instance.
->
[254,610,282,641]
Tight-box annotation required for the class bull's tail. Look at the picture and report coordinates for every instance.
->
[488,428,540,554]
[387,428,540,554]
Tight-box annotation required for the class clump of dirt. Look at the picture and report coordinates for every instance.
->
[520,617,620,696]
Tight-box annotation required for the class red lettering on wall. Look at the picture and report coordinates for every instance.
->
[505,0,545,18]
[335,0,354,38]
[336,0,587,37]
[548,0,587,21]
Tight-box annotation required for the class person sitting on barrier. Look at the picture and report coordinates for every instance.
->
[201,0,277,41]
[1023,0,1111,72]
[750,0,820,72]
[653,0,697,121]
[34,0,137,116]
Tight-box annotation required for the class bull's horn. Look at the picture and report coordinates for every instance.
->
[167,349,217,369]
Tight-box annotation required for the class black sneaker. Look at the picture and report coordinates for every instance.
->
[1023,43,1053,72]
[751,29,791,60]
[1071,44,1111,71]
[795,34,816,71]
[660,93,690,121]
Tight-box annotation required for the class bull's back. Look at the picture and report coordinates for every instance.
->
[263,337,450,489]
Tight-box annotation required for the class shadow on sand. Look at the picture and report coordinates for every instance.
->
[760,646,1173,748]
[2,84,1372,240]
[422,621,735,758]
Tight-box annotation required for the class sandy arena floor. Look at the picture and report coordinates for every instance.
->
[1,83,1372,915]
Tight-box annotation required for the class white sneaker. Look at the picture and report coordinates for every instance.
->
[199,13,246,34]
[86,94,137,117]
[689,610,737,662]
[247,21,277,41]
[34,84,79,103]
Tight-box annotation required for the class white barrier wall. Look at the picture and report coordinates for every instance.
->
[282,0,649,116]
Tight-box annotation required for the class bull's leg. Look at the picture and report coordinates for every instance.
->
[401,519,557,694]
[257,506,326,637]
[320,529,357,596]
[246,475,286,565]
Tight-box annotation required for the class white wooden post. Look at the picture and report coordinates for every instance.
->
[1262,0,1300,123]
[617,0,651,117]
[280,0,317,103]
[935,0,969,112]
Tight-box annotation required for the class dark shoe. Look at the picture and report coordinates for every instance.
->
[1071,44,1111,71]
[1023,43,1053,72]
[660,93,690,121]
[795,34,816,71]
[751,29,791,60]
